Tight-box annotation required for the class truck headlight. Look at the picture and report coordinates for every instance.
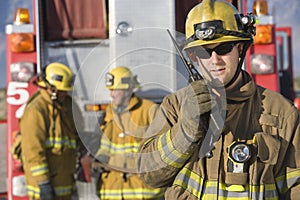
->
[10,62,35,82]
[250,54,274,74]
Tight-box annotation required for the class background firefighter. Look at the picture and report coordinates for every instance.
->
[138,0,300,199]
[93,66,165,199]
[20,62,83,200]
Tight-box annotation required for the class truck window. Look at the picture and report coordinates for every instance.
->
[175,0,201,33]
[43,0,108,41]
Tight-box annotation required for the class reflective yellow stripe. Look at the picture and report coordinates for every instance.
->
[27,184,73,198]
[54,185,73,196]
[30,163,48,176]
[99,188,164,199]
[276,168,300,193]
[158,130,190,168]
[27,185,40,199]
[174,166,205,198]
[174,167,279,200]
[46,136,76,149]
[100,137,140,154]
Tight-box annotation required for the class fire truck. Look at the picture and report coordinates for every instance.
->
[4,0,299,199]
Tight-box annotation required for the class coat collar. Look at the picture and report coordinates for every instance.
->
[40,89,53,104]
[40,89,70,109]
[111,94,141,114]
[226,71,257,103]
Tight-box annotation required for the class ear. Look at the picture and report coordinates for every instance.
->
[237,43,244,57]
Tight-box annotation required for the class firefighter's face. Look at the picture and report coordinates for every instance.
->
[57,91,68,102]
[194,42,242,86]
[47,88,68,102]
[110,89,133,107]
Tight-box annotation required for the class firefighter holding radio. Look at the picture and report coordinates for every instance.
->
[20,62,82,200]
[138,0,300,199]
[94,66,165,199]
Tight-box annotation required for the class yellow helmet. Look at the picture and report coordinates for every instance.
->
[37,62,74,91]
[106,66,140,90]
[184,0,255,49]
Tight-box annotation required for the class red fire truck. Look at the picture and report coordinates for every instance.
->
[246,0,297,102]
[4,0,299,199]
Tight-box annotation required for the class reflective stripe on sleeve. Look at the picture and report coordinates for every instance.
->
[30,163,49,176]
[158,129,190,168]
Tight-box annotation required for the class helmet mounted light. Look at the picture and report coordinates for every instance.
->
[184,0,256,49]
[106,73,114,87]
[183,0,256,88]
[187,14,255,47]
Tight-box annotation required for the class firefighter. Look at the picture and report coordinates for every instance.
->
[138,0,300,199]
[20,62,82,200]
[94,66,165,199]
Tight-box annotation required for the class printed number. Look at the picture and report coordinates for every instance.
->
[7,82,30,118]
[7,82,29,105]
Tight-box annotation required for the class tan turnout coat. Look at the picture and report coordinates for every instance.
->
[138,71,300,200]
[20,89,79,199]
[96,94,165,200]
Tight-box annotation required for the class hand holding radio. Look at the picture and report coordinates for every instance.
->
[180,79,216,142]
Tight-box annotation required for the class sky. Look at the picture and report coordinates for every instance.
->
[0,0,299,88]
[0,0,33,88]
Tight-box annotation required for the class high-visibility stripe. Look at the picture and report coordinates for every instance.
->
[174,167,205,198]
[27,184,73,198]
[27,185,40,199]
[30,163,48,176]
[100,137,140,154]
[157,130,190,168]
[174,167,280,200]
[45,136,76,149]
[276,168,300,193]
[98,188,164,199]
[54,185,73,196]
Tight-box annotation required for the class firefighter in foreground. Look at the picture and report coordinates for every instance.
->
[20,62,82,200]
[94,66,165,199]
[138,0,300,199]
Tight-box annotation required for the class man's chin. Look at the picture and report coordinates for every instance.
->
[208,77,225,88]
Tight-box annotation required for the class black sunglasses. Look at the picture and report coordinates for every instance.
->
[189,42,237,59]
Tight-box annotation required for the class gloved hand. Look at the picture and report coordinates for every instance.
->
[78,153,93,182]
[39,181,54,200]
[180,79,216,142]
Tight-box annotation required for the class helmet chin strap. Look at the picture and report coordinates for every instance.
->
[225,41,252,88]
[50,87,58,101]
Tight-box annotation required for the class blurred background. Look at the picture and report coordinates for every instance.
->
[0,0,300,120]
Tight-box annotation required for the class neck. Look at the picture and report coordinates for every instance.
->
[225,71,244,94]
[115,92,133,110]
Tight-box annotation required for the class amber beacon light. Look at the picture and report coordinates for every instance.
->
[252,0,273,45]
[8,8,35,53]
[13,8,31,25]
